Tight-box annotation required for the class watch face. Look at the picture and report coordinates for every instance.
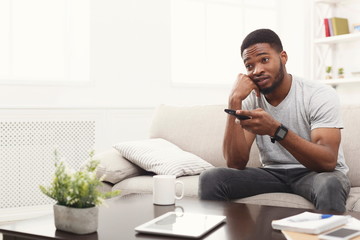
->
[277,128,287,139]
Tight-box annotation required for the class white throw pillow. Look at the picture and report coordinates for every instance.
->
[113,138,213,177]
[93,149,145,184]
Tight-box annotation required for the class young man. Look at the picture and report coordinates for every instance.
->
[198,29,350,212]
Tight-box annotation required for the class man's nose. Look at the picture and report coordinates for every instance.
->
[253,64,264,76]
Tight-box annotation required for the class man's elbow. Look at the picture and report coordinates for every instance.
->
[222,147,249,170]
[225,157,247,170]
[319,158,337,172]
[227,162,246,170]
[324,163,337,172]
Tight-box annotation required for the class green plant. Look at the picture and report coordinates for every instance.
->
[338,68,344,75]
[40,150,120,208]
[326,66,332,74]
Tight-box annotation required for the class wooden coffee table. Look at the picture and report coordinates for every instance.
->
[1,194,359,240]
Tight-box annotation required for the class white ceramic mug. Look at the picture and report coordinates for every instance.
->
[153,175,184,205]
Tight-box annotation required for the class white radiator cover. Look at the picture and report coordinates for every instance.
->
[0,121,96,208]
[0,107,154,221]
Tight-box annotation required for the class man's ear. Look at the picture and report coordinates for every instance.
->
[280,51,288,65]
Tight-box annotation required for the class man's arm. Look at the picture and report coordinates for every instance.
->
[279,127,340,172]
[223,111,256,169]
[239,109,340,172]
[223,74,258,169]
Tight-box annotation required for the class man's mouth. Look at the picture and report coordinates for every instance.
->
[253,76,270,87]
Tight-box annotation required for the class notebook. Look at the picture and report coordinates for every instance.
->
[272,211,351,234]
[135,211,226,238]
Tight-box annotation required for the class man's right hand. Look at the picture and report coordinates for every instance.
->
[229,73,260,107]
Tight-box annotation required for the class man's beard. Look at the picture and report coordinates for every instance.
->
[259,60,284,95]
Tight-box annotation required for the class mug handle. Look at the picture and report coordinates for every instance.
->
[175,181,184,200]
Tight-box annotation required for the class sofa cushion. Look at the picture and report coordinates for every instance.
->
[94,148,145,184]
[149,105,227,167]
[113,175,199,198]
[233,193,315,209]
[347,187,360,211]
[341,105,360,187]
[112,175,360,212]
[113,138,213,177]
[233,188,360,211]
[149,104,262,168]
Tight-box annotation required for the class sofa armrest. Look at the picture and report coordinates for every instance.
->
[94,148,145,184]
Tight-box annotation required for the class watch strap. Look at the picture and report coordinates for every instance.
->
[271,124,288,143]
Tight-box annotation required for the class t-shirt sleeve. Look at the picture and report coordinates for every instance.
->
[309,85,343,130]
[242,91,258,111]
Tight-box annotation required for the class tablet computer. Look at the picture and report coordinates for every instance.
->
[134,211,226,238]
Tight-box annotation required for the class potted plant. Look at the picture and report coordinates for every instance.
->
[325,66,332,79]
[40,150,120,234]
[338,67,344,79]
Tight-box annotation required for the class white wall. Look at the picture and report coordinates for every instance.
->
[1,1,358,109]
[279,0,310,81]
[0,0,227,109]
[0,0,313,110]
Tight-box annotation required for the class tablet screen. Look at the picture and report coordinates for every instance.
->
[135,212,226,238]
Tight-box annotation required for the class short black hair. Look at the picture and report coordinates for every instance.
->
[240,29,283,56]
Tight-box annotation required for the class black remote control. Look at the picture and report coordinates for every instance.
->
[224,109,251,120]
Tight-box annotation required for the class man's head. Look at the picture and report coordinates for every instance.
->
[241,29,283,56]
[240,29,287,95]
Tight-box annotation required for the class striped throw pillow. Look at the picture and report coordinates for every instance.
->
[113,138,213,177]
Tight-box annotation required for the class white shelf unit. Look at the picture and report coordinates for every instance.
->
[314,32,360,44]
[319,77,360,86]
[311,0,360,85]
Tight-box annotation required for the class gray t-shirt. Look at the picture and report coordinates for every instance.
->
[242,76,348,174]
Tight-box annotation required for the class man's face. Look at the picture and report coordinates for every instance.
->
[242,43,285,95]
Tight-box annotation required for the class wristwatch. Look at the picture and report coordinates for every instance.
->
[271,124,288,143]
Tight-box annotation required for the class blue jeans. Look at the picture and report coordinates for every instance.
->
[198,167,350,212]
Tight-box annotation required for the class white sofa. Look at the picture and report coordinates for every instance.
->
[96,104,360,212]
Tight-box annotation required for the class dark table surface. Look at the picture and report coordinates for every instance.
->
[1,194,359,240]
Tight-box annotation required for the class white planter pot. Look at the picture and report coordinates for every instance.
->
[53,204,98,234]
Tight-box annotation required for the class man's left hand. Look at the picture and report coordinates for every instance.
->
[235,108,280,137]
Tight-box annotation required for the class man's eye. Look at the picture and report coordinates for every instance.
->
[263,58,269,63]
[245,64,253,69]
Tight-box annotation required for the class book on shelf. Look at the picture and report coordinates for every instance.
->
[323,17,349,37]
[329,18,334,36]
[324,18,330,37]
[271,211,351,234]
[332,17,350,35]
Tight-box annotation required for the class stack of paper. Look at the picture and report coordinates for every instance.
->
[272,212,351,235]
